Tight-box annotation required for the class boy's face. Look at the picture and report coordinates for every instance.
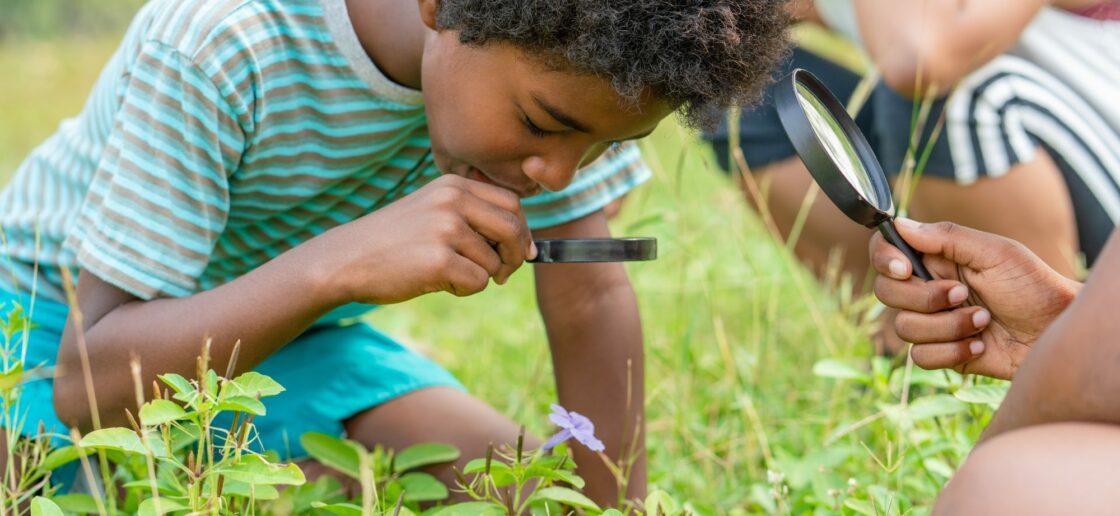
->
[420,33,671,198]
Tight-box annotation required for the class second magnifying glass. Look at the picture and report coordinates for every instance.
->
[774,69,932,281]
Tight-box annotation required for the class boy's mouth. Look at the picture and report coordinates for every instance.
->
[466,166,540,198]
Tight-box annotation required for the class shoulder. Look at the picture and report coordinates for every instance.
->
[136,0,329,70]
[132,0,331,117]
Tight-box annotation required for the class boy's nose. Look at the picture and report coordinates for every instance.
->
[521,154,582,193]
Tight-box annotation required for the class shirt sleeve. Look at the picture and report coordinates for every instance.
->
[65,40,245,299]
[521,142,652,230]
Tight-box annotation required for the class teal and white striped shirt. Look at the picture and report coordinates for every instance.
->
[0,0,650,303]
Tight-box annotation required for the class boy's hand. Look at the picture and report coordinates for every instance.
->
[318,175,536,304]
[870,219,1080,380]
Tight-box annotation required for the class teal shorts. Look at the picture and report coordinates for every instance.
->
[0,288,463,459]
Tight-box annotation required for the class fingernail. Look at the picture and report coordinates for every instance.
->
[888,260,907,279]
[948,285,969,305]
[969,340,985,355]
[896,217,921,229]
[972,309,990,328]
[529,241,538,260]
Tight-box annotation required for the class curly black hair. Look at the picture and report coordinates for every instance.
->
[435,0,790,129]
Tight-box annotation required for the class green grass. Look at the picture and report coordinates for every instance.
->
[1,35,997,514]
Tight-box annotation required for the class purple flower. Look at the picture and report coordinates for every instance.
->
[542,404,605,452]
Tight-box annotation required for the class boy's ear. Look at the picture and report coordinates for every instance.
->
[417,0,439,30]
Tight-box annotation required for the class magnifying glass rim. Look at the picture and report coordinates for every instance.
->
[774,69,895,227]
[529,237,658,263]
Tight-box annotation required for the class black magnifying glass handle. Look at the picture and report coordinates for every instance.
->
[877,220,933,281]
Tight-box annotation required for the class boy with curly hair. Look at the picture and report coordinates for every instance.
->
[0,0,786,500]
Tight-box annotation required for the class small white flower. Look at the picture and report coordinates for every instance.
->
[767,469,785,484]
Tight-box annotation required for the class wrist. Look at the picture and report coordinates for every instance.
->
[288,233,351,309]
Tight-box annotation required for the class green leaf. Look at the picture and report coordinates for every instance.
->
[529,487,599,512]
[139,399,187,426]
[428,502,506,515]
[203,369,220,398]
[225,371,284,399]
[844,498,876,515]
[954,384,1009,406]
[907,394,969,421]
[462,458,515,487]
[0,364,24,392]
[30,497,64,516]
[40,445,89,471]
[136,497,188,516]
[812,359,869,382]
[159,374,194,396]
[643,489,680,515]
[393,442,460,472]
[50,494,100,514]
[79,428,148,455]
[217,454,305,486]
[396,472,449,502]
[524,464,585,489]
[310,502,364,515]
[300,432,362,479]
[599,510,624,516]
[218,480,280,500]
[216,396,266,416]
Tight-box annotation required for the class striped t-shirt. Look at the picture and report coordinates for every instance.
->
[0,0,650,304]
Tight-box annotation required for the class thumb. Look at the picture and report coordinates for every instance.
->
[894,218,1016,271]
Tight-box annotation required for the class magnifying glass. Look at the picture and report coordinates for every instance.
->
[528,237,657,263]
[774,69,932,280]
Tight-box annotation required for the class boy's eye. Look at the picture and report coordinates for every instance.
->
[523,116,550,138]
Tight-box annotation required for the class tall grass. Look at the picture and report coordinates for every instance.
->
[1,33,1002,514]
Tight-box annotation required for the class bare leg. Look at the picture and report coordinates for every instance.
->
[936,422,1120,515]
[342,387,541,501]
[909,147,1080,278]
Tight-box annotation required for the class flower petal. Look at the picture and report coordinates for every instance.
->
[542,429,573,451]
[575,433,605,452]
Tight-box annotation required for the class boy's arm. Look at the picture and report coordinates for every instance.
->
[981,229,1120,441]
[853,0,1044,97]
[55,176,534,432]
[532,209,646,505]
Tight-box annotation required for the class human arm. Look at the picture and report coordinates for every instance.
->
[980,228,1120,441]
[852,0,1045,97]
[533,210,645,505]
[869,219,1081,379]
[55,175,535,431]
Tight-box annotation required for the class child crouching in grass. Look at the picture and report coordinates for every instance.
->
[0,0,786,502]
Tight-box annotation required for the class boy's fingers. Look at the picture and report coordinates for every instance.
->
[910,339,985,371]
[455,175,524,213]
[454,235,504,282]
[456,177,537,259]
[458,194,530,274]
[443,252,492,297]
[894,306,990,344]
[874,276,969,313]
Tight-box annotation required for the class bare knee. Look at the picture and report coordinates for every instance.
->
[936,423,1120,515]
[342,388,538,500]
